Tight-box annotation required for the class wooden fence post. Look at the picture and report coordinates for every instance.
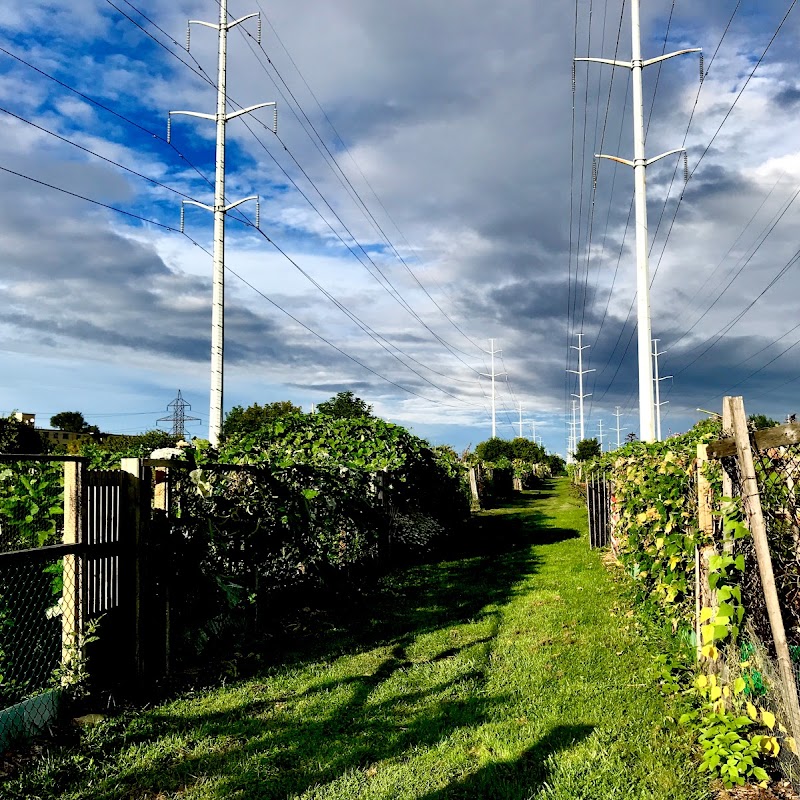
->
[152,465,170,677]
[120,458,145,686]
[722,396,734,554]
[468,466,481,511]
[729,395,800,743]
[61,459,85,683]
[695,443,716,663]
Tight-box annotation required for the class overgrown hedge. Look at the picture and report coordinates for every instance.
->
[588,419,798,789]
[159,415,471,665]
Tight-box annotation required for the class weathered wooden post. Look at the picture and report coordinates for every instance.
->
[120,458,145,686]
[61,459,86,684]
[729,396,800,743]
[722,396,734,554]
[152,464,170,677]
[695,443,715,663]
[468,466,481,511]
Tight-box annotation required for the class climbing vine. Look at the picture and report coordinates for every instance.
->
[589,419,796,788]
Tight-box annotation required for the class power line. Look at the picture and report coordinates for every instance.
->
[0,161,485,411]
[236,14,486,355]
[108,3,486,374]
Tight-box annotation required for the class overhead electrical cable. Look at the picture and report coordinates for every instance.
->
[256,2,481,354]
[0,45,215,193]
[234,17,487,355]
[649,0,793,288]
[0,162,483,410]
[106,3,488,379]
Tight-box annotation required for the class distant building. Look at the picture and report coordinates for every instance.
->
[14,412,98,446]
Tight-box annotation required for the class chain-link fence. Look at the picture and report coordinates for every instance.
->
[721,443,800,784]
[0,457,76,749]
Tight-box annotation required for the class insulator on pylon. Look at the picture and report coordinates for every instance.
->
[255,200,260,229]
[572,62,576,94]
[683,152,689,184]
[592,158,598,189]
[186,25,191,52]
[699,53,704,84]
[273,106,278,135]
[257,14,262,45]
[180,204,185,234]
[167,115,172,144]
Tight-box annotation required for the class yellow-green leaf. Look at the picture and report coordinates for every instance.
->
[734,677,746,695]
[762,710,776,730]
[747,702,758,721]
[699,607,714,623]
[701,644,720,660]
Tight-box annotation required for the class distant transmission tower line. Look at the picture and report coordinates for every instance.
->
[157,390,201,438]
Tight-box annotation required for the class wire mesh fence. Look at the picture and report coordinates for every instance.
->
[0,457,75,748]
[720,442,800,784]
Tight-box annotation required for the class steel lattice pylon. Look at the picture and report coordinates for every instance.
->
[157,390,201,438]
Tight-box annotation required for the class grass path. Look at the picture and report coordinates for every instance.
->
[9,478,708,799]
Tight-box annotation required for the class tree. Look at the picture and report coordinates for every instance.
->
[509,437,546,463]
[574,438,602,462]
[50,411,89,432]
[0,414,45,454]
[547,453,566,476]
[475,437,513,462]
[223,401,302,437]
[748,414,779,431]
[316,391,372,419]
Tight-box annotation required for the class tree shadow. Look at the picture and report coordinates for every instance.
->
[26,479,586,799]
[416,724,595,799]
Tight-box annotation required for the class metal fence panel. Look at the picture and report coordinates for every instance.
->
[587,472,611,549]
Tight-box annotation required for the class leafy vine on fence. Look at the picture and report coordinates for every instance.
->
[589,419,796,788]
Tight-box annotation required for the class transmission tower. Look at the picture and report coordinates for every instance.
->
[169,0,277,446]
[479,339,506,439]
[157,390,201,438]
[576,2,700,441]
[567,333,594,441]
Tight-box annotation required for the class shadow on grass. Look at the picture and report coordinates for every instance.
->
[16,481,584,800]
[417,724,595,800]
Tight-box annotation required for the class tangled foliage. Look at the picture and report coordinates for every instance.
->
[590,418,800,787]
[162,415,470,663]
[589,418,722,632]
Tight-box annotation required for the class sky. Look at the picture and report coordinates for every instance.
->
[1,0,800,456]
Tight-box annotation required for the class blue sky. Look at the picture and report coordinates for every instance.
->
[1,0,800,456]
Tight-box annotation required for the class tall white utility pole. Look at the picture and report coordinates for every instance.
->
[568,333,594,442]
[516,403,525,438]
[576,3,700,443]
[597,419,605,449]
[170,1,277,447]
[570,399,578,459]
[613,406,623,450]
[653,339,672,442]
[479,339,506,439]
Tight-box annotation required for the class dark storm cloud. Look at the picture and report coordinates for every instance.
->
[773,85,800,108]
[5,0,800,447]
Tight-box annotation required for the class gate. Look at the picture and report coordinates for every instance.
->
[587,471,611,549]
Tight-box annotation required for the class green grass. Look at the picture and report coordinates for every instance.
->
[7,478,708,799]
